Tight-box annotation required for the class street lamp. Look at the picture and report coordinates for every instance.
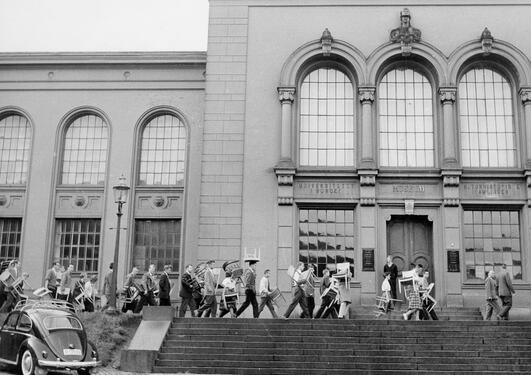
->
[108,174,130,313]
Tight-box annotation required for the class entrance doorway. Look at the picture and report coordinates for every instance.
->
[386,215,434,287]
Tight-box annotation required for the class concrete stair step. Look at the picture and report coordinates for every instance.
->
[167,327,531,337]
[156,352,531,364]
[159,346,531,358]
[161,339,531,352]
[153,360,531,372]
[163,334,529,345]
[152,367,531,375]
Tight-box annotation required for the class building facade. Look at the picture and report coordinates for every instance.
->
[2,1,531,308]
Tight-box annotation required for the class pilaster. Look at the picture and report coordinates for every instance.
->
[358,86,376,169]
[439,87,458,168]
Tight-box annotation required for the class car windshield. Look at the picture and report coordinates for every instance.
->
[43,316,82,331]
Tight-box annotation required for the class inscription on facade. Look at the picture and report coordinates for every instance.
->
[294,182,356,199]
[461,183,524,199]
[392,185,425,193]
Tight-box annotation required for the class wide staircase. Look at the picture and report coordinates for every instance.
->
[153,312,531,374]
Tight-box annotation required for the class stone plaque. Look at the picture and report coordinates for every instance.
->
[294,181,356,199]
[362,249,375,271]
[461,182,525,200]
[447,250,460,272]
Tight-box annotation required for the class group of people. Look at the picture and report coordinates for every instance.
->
[0,256,519,321]
[178,258,282,318]
[378,257,438,321]
[484,264,515,320]
[177,257,353,319]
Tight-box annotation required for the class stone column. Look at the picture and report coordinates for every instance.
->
[358,87,376,169]
[277,86,296,165]
[439,87,458,168]
[520,87,531,168]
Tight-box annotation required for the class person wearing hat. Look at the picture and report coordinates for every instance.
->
[235,259,259,318]
[197,260,218,317]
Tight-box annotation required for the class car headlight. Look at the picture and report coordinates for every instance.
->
[91,350,97,359]
[41,350,48,359]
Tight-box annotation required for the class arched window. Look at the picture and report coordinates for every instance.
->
[61,114,108,185]
[0,114,32,185]
[299,67,355,167]
[379,68,434,167]
[459,68,515,167]
[138,114,186,185]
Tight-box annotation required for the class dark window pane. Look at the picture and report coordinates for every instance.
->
[0,218,22,261]
[464,210,521,280]
[132,219,181,273]
[297,208,355,277]
[54,219,100,272]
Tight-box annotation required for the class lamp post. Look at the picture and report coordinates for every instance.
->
[108,174,130,313]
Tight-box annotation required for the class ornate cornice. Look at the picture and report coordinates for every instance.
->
[358,87,376,104]
[277,86,296,104]
[439,87,457,104]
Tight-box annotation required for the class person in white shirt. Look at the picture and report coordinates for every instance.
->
[283,262,310,318]
[257,269,278,318]
[379,272,392,312]
[83,276,98,312]
[219,272,238,317]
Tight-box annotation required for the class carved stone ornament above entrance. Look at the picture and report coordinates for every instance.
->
[480,27,494,55]
[320,28,333,56]
[390,8,422,56]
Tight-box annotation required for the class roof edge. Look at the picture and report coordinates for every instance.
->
[0,51,207,65]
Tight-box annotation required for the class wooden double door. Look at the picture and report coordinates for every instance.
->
[386,215,434,289]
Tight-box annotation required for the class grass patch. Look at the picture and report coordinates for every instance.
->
[78,312,141,366]
[0,311,141,367]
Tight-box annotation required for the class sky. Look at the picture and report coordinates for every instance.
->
[0,0,209,52]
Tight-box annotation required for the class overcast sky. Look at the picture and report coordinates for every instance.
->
[0,0,209,52]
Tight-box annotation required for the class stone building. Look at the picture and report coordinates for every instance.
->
[2,0,531,308]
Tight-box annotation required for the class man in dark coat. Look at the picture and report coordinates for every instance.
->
[179,264,197,317]
[384,256,398,304]
[235,259,259,318]
[158,265,172,306]
[497,264,515,320]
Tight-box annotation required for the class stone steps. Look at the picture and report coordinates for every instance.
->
[153,316,531,374]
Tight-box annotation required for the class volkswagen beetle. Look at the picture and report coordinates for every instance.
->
[0,301,100,375]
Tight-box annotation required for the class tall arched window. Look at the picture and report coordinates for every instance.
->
[0,114,32,185]
[61,114,108,185]
[133,113,187,271]
[459,68,515,167]
[138,114,186,185]
[299,67,355,167]
[379,68,434,167]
